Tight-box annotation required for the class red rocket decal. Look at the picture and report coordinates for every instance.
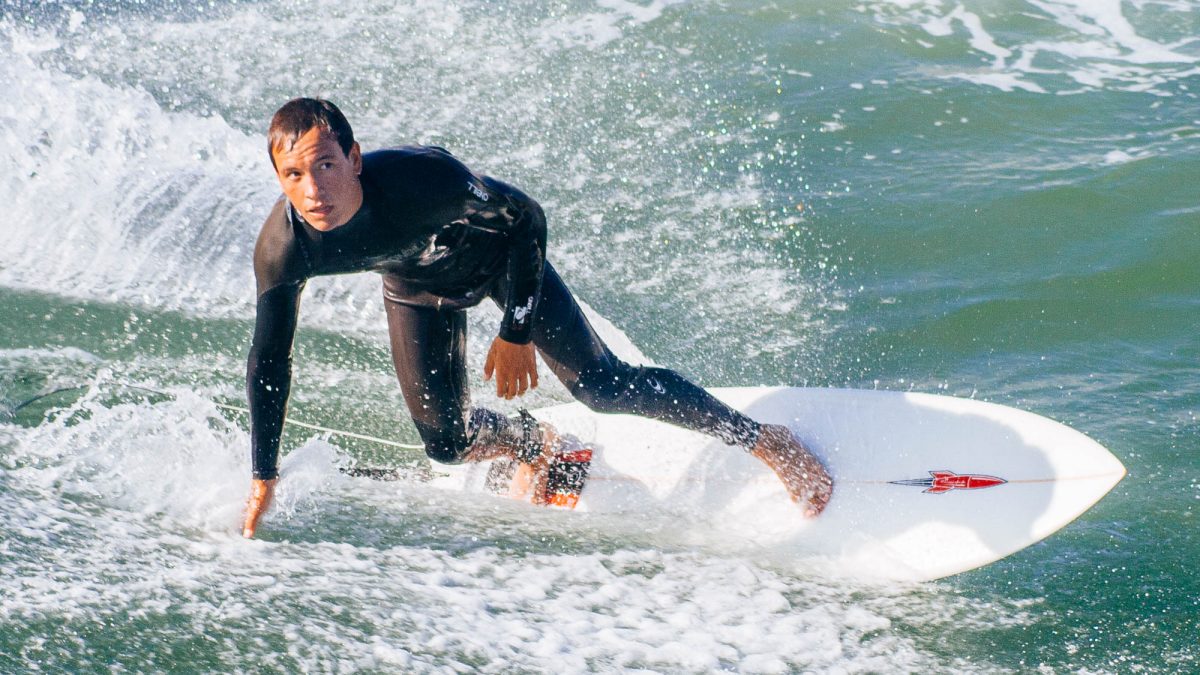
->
[890,470,1007,494]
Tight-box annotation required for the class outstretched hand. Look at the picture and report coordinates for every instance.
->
[483,336,539,399]
[242,478,276,538]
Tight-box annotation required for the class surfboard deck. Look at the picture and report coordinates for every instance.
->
[429,387,1126,581]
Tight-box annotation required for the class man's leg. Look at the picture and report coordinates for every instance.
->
[382,295,551,469]
[509,264,760,443]
[495,263,832,516]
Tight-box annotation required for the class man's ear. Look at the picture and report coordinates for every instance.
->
[350,142,363,175]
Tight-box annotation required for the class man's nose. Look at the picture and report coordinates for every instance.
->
[303,175,323,201]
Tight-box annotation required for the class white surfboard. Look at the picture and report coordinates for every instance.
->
[430,387,1125,581]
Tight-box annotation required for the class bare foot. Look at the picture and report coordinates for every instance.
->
[750,424,833,517]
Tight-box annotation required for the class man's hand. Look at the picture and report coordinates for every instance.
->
[242,478,277,538]
[483,336,539,399]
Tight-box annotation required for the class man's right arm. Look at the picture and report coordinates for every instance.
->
[246,280,303,480]
[246,199,309,483]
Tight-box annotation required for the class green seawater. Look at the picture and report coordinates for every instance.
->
[1,1,1197,672]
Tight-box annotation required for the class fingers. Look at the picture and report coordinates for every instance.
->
[242,478,276,538]
[242,517,259,539]
[498,370,529,400]
[497,369,511,398]
[509,363,537,399]
[485,338,539,400]
[242,496,264,538]
[483,344,496,381]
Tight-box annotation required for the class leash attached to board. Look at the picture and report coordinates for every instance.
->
[7,383,424,451]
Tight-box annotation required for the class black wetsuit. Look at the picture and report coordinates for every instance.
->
[248,146,760,480]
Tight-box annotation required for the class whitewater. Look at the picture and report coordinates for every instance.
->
[2,1,1197,672]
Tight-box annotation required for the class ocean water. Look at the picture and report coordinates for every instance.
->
[1,0,1197,672]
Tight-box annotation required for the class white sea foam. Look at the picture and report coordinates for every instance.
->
[0,2,842,662]
[1,386,1022,672]
[536,0,688,49]
[867,0,1200,95]
[0,29,271,314]
[0,347,101,365]
[1102,149,1137,164]
[951,71,1049,93]
[0,2,783,365]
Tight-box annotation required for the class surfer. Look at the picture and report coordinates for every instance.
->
[242,98,832,537]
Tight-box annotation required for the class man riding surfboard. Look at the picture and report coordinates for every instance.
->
[242,98,832,537]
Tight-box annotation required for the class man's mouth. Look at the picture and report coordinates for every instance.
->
[309,205,334,218]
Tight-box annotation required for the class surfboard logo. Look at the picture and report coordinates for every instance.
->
[891,470,1007,494]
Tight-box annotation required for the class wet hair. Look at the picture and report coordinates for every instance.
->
[267,98,355,169]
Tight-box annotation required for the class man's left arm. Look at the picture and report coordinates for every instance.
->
[484,201,547,399]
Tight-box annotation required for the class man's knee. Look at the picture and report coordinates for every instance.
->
[414,419,471,465]
[416,408,507,464]
[422,435,470,464]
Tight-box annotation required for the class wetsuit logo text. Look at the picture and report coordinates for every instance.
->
[513,297,534,324]
[466,181,489,201]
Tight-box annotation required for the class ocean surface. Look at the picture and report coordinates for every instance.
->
[1,0,1197,672]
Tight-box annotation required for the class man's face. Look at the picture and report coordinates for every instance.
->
[272,127,363,231]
